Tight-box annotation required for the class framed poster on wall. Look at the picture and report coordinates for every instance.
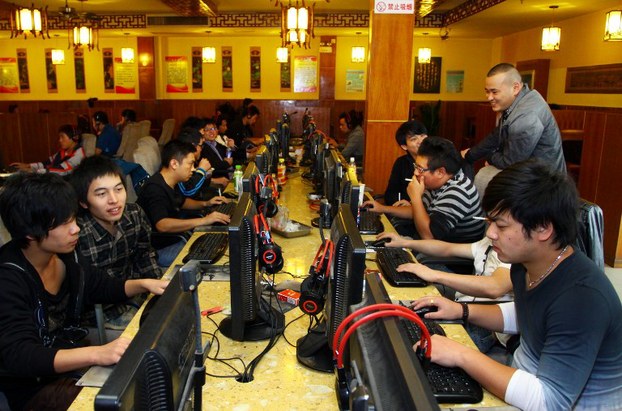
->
[413,57,441,93]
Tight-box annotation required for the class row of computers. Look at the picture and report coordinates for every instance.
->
[93,150,482,410]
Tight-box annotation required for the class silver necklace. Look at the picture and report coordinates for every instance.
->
[527,245,569,288]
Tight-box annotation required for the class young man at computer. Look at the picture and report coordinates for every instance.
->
[137,140,231,266]
[70,156,163,330]
[0,172,168,411]
[375,231,511,352]
[364,136,484,243]
[383,120,428,206]
[412,160,622,410]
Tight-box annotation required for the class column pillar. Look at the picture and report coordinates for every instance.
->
[363,2,415,195]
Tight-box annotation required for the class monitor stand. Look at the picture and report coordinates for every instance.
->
[311,216,332,229]
[220,299,285,342]
[296,321,334,373]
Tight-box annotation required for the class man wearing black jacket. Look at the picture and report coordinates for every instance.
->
[0,172,168,410]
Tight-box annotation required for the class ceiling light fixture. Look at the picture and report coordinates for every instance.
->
[276,47,289,63]
[202,47,216,63]
[121,33,134,63]
[351,46,365,63]
[52,34,65,65]
[10,3,49,39]
[541,5,561,51]
[71,24,98,51]
[604,9,622,41]
[418,32,431,64]
[281,3,314,48]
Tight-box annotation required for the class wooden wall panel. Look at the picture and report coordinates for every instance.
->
[593,114,622,267]
[0,114,21,166]
[363,122,403,195]
[578,112,606,201]
[20,113,52,163]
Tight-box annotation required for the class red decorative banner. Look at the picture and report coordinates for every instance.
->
[0,58,19,93]
[165,56,189,93]
[222,46,233,92]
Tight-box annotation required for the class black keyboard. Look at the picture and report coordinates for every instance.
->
[182,232,228,265]
[211,201,236,217]
[375,248,427,287]
[358,209,383,235]
[400,319,483,404]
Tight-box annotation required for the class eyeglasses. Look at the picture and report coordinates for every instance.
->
[413,162,432,173]
[205,127,217,131]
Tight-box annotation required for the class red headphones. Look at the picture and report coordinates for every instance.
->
[299,239,334,316]
[254,213,283,274]
[255,174,279,218]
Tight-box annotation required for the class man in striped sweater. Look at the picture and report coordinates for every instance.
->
[364,136,485,243]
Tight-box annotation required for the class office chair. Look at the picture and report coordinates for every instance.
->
[81,133,97,157]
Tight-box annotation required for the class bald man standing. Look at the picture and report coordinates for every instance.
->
[462,63,565,193]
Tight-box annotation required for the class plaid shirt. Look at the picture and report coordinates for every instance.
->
[76,203,162,280]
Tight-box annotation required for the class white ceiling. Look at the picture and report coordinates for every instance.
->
[4,0,621,39]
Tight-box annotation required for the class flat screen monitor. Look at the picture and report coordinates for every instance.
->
[322,148,346,223]
[280,122,290,161]
[339,166,363,219]
[297,204,366,372]
[254,145,272,176]
[94,271,196,410]
[242,161,260,208]
[341,272,440,410]
[219,192,284,341]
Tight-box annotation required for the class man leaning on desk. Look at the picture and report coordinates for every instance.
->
[411,160,622,410]
[137,140,231,267]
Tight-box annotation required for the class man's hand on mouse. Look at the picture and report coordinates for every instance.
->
[410,296,461,321]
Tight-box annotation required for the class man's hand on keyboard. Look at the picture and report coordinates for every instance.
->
[376,232,407,248]
[416,334,474,369]
[361,199,386,213]
[397,262,437,282]
[202,211,230,225]
[207,196,230,206]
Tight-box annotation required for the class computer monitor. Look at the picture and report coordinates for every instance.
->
[297,204,366,372]
[280,122,291,161]
[242,161,260,207]
[219,192,285,341]
[94,271,197,410]
[254,144,272,176]
[319,148,346,225]
[340,272,440,411]
[339,166,364,219]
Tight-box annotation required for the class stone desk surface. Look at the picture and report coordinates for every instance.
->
[69,170,510,410]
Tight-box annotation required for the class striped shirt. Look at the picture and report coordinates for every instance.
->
[422,169,485,243]
[30,145,86,176]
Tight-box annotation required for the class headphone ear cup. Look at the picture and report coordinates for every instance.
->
[264,199,278,218]
[299,275,325,316]
[258,242,283,274]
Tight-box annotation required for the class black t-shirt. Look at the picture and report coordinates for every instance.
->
[384,154,415,206]
[137,173,186,229]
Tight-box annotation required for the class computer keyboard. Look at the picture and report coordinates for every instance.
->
[211,201,236,217]
[375,248,427,287]
[358,209,384,235]
[399,318,483,404]
[182,232,228,265]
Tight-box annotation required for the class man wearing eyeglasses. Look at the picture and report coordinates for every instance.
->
[364,136,484,243]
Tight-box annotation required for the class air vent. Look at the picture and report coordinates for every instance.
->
[147,16,209,26]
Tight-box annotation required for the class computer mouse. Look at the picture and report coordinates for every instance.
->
[371,238,390,248]
[413,305,438,317]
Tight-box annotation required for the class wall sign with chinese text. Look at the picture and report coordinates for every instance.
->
[413,57,441,93]
[0,58,19,93]
[250,47,261,92]
[45,49,58,93]
[74,48,86,93]
[222,46,233,92]
[17,49,29,93]
[374,0,414,14]
[165,56,189,93]
[103,48,114,93]
[191,47,203,93]
[293,56,318,93]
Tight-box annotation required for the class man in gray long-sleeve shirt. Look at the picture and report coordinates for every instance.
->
[461,63,566,194]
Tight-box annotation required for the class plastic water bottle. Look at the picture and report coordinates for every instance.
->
[349,157,357,174]
[233,164,243,195]
[277,157,287,186]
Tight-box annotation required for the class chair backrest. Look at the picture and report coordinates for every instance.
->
[81,133,97,157]
[159,118,175,146]
[575,199,605,270]
[139,120,151,138]
[133,137,161,176]
[117,123,143,161]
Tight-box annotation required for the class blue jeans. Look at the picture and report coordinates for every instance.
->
[156,240,185,268]
[113,159,150,190]
[466,322,497,353]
